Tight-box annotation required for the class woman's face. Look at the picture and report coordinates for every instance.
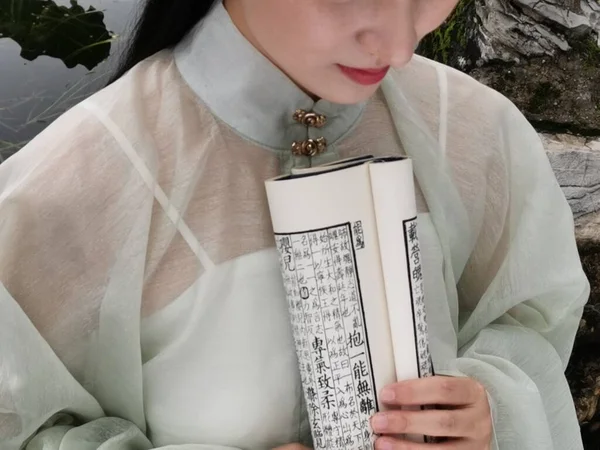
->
[224,0,460,104]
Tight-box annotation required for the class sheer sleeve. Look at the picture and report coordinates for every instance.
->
[449,95,590,450]
[0,101,243,450]
[0,100,155,449]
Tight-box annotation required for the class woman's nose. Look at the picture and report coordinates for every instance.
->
[357,1,419,68]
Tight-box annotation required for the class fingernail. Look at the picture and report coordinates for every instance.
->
[376,438,393,450]
[381,387,395,402]
[371,414,388,431]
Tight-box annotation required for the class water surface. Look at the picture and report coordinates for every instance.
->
[0,0,135,161]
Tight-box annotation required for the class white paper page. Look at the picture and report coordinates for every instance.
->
[368,158,434,381]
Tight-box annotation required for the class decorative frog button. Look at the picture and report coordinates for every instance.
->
[291,137,327,157]
[293,109,327,128]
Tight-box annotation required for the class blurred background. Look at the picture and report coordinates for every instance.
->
[0,0,599,447]
[0,0,126,161]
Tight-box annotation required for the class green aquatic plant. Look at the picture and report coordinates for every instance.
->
[0,0,116,70]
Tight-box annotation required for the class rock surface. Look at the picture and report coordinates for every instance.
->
[417,0,600,133]
[470,52,600,133]
[477,0,600,63]
[544,134,600,219]
[545,133,600,448]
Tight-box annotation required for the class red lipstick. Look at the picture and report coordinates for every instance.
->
[337,64,390,85]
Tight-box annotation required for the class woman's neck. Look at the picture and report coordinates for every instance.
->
[222,0,320,101]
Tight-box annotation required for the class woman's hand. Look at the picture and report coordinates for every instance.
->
[370,376,492,449]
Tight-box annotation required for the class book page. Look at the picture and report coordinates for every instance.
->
[275,225,378,449]
[369,159,434,381]
[402,217,434,379]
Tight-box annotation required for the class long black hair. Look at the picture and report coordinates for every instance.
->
[109,0,218,83]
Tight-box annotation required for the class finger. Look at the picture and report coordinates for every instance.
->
[381,376,486,407]
[371,407,478,438]
[375,436,471,450]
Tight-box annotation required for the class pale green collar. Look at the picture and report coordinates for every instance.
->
[173,1,365,152]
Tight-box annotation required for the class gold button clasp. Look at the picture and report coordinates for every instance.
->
[291,137,327,157]
[293,109,327,128]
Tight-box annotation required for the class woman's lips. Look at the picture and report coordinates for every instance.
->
[337,64,390,85]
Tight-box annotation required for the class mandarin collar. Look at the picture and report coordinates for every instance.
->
[173,1,365,153]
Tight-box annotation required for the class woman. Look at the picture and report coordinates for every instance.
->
[0,0,589,449]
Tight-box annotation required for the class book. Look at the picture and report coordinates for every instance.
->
[265,155,435,450]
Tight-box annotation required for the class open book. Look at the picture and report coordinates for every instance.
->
[265,156,435,450]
